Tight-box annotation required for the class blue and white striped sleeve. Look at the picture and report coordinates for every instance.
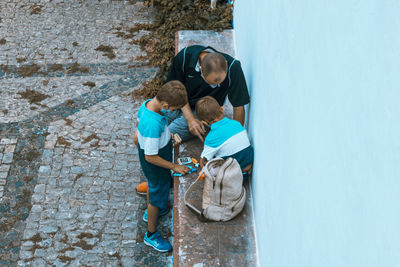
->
[137,124,162,156]
[201,144,218,161]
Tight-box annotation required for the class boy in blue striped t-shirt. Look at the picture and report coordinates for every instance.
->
[136,80,190,252]
[196,96,254,178]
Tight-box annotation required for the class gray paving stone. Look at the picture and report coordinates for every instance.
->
[3,2,172,265]
[32,258,47,267]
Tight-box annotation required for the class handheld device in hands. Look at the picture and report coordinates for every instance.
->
[177,157,192,165]
[173,165,197,176]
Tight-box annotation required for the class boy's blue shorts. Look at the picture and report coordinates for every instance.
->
[138,140,172,211]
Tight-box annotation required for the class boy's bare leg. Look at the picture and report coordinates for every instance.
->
[147,204,159,233]
[147,192,159,232]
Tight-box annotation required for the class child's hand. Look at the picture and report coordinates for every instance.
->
[200,157,208,168]
[172,164,190,175]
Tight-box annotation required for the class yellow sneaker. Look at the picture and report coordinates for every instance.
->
[136,182,148,196]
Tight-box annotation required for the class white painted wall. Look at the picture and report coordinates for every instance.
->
[234,1,400,266]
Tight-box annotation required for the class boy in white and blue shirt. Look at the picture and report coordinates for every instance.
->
[136,81,190,252]
[196,96,254,178]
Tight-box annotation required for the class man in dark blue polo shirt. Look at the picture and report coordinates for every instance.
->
[166,45,250,141]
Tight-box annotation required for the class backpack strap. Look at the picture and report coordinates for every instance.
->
[184,172,210,222]
[184,173,202,215]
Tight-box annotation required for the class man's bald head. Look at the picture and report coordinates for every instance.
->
[200,53,228,78]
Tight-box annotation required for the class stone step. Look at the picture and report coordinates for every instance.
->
[173,30,257,267]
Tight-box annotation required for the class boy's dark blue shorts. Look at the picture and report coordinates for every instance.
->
[138,140,172,211]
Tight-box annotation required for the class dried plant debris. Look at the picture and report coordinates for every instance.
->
[48,63,65,72]
[72,41,79,46]
[95,45,116,59]
[72,239,95,250]
[83,81,96,88]
[67,62,89,74]
[17,64,44,77]
[57,136,71,147]
[0,38,6,45]
[30,4,43,15]
[83,133,100,144]
[0,64,9,72]
[26,233,43,243]
[64,118,73,126]
[65,99,75,107]
[25,149,40,161]
[58,255,75,263]
[121,0,232,98]
[76,232,95,239]
[17,89,49,104]
[2,109,8,115]
[16,57,27,63]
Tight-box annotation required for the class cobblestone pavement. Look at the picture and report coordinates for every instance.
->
[1,1,174,266]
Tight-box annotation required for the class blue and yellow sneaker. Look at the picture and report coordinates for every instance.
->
[143,208,170,223]
[144,231,172,252]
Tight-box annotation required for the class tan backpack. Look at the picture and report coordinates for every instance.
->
[184,157,246,221]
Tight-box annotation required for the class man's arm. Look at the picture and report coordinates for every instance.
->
[181,103,205,141]
[233,106,245,126]
[228,61,250,125]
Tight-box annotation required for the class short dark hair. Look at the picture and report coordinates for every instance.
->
[195,96,223,123]
[156,80,188,108]
[200,52,228,78]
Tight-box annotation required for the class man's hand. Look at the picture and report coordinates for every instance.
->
[187,118,205,142]
[172,164,190,175]
[181,103,205,141]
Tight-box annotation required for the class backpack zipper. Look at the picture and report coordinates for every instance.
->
[220,159,234,205]
[232,187,245,212]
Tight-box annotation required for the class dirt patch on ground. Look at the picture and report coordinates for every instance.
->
[83,81,96,88]
[48,63,65,72]
[65,99,75,108]
[109,252,121,260]
[60,234,69,243]
[76,232,95,239]
[2,109,8,115]
[17,89,49,104]
[0,64,8,72]
[73,174,83,184]
[16,57,27,63]
[30,4,43,15]
[25,149,40,161]
[83,133,99,144]
[64,118,73,126]
[72,42,79,47]
[16,64,45,77]
[72,239,95,250]
[95,45,116,59]
[59,246,74,253]
[67,62,89,74]
[0,38,6,45]
[26,233,43,243]
[23,176,33,183]
[58,255,75,263]
[57,136,71,147]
